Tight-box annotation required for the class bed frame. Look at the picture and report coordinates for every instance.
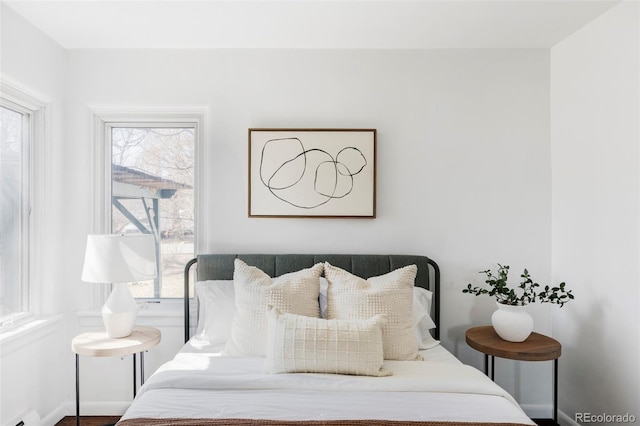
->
[183,254,440,343]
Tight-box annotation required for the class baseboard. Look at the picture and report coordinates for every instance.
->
[521,407,579,426]
[74,401,130,416]
[44,400,130,420]
[24,400,134,426]
[41,403,68,426]
[521,404,553,420]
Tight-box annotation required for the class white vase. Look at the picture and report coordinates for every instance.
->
[491,301,533,342]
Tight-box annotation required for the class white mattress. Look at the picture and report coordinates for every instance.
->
[121,339,534,424]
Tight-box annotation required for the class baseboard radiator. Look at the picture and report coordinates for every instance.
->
[13,410,40,426]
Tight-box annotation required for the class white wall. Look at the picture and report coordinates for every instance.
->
[551,2,640,424]
[65,47,552,415]
[0,4,70,426]
[2,5,558,423]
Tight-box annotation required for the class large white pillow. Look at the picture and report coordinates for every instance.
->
[324,262,421,361]
[193,280,236,345]
[223,259,324,357]
[320,278,439,350]
[265,307,390,377]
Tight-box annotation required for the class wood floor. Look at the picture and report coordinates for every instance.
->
[55,416,120,426]
[532,420,559,426]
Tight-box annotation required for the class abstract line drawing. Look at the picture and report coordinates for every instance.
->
[259,137,367,209]
[249,129,376,218]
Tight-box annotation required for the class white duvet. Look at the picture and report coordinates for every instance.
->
[121,346,535,424]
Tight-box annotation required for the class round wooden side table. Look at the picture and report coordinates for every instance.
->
[465,325,561,424]
[72,326,161,426]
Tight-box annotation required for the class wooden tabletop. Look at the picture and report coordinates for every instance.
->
[72,326,161,357]
[465,326,561,361]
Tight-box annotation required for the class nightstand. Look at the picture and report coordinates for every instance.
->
[465,326,561,424]
[72,326,161,426]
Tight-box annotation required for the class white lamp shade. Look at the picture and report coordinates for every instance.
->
[81,234,157,283]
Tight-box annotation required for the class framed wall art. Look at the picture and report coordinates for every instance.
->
[248,128,376,218]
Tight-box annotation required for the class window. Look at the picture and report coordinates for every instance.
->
[108,123,196,299]
[0,100,32,328]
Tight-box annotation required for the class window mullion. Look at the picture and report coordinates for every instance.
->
[21,109,31,314]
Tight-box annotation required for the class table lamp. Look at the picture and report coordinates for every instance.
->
[81,234,157,338]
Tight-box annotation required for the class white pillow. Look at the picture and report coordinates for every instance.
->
[194,280,236,345]
[265,307,391,377]
[223,259,324,357]
[320,278,439,350]
[413,286,440,350]
[324,262,422,361]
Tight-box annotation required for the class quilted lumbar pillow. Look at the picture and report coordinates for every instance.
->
[265,307,391,377]
[324,262,421,361]
[223,259,324,357]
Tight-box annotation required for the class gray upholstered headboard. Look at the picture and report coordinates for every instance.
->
[183,254,440,343]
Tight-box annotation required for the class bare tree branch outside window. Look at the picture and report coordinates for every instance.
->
[111,126,195,298]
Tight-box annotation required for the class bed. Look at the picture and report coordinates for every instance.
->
[117,254,534,426]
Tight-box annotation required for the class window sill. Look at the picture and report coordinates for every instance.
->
[0,315,63,357]
[77,300,195,328]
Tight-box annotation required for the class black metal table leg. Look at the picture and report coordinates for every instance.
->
[554,358,558,423]
[483,354,496,381]
[76,354,80,426]
[140,351,145,386]
[133,353,137,398]
[484,353,489,375]
[490,355,495,381]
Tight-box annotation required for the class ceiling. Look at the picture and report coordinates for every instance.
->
[4,0,622,49]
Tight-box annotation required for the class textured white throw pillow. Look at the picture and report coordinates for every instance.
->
[324,262,422,361]
[223,259,324,357]
[321,278,440,350]
[265,308,391,377]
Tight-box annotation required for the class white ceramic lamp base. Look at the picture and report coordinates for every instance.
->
[102,282,138,338]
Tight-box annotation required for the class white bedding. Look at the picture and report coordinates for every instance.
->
[120,339,534,424]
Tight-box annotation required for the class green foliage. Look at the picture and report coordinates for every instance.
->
[462,264,575,307]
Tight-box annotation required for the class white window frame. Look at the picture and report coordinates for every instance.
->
[0,81,48,331]
[91,108,206,309]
